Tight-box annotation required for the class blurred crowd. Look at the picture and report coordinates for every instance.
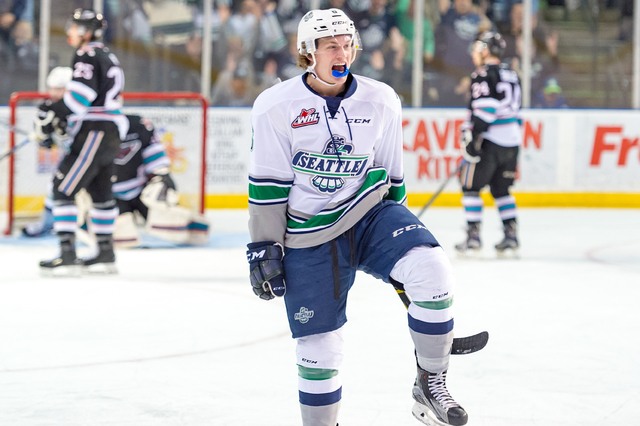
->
[0,0,634,107]
[195,0,564,107]
[0,0,38,96]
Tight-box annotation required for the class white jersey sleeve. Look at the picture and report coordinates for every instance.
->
[248,84,295,244]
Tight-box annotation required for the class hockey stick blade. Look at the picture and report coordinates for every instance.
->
[451,331,489,355]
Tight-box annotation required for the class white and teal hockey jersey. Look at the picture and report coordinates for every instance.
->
[249,73,406,249]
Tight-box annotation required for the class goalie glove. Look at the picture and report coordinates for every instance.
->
[31,107,56,148]
[30,102,69,149]
[246,241,286,300]
[460,129,483,164]
[140,174,179,208]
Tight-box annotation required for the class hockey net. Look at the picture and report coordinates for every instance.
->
[0,92,208,236]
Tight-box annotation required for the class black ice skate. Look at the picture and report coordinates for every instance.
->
[495,220,519,257]
[82,235,117,274]
[412,366,468,426]
[40,233,82,277]
[454,223,481,256]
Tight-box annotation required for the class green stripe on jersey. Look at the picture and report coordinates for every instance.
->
[248,183,290,202]
[287,168,389,230]
[386,183,406,203]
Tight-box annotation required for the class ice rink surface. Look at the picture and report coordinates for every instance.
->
[1,208,639,426]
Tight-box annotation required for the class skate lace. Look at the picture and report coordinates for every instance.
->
[428,371,459,410]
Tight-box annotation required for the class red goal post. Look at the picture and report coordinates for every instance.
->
[1,91,208,236]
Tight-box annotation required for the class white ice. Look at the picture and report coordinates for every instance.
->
[1,208,639,426]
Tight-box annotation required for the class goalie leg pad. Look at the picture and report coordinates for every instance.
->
[146,206,209,245]
[186,213,210,245]
[114,212,141,248]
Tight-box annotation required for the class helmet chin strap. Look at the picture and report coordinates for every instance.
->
[307,68,337,87]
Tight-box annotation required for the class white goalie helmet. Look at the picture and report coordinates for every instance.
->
[297,9,361,55]
[46,66,72,89]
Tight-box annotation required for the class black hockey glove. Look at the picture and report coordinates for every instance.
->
[246,241,286,300]
[460,129,483,164]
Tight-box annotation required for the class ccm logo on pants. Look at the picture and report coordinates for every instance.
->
[392,224,427,238]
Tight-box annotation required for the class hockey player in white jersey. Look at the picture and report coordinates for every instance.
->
[456,31,523,256]
[246,9,468,426]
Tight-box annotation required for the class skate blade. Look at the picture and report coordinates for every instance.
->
[83,263,118,275]
[455,248,483,259]
[39,265,82,278]
[411,402,448,426]
[496,247,520,259]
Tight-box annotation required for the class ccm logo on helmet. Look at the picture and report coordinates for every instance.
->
[392,224,427,237]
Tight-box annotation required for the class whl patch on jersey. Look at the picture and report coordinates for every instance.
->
[291,108,320,128]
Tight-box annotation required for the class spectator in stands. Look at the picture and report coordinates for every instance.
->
[502,1,558,66]
[533,77,569,108]
[432,0,493,106]
[502,1,559,100]
[393,0,438,103]
[350,0,404,86]
[278,30,305,80]
[0,0,27,45]
[256,53,281,89]
[508,34,559,100]
[121,0,152,45]
[617,0,633,41]
[253,0,288,74]
[227,0,260,58]
[490,0,539,33]
[211,56,259,106]
[324,0,357,16]
[189,0,233,81]
[0,0,37,95]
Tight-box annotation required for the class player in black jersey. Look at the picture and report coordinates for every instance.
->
[456,31,523,257]
[39,8,127,275]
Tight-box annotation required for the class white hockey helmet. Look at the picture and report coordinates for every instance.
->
[46,66,73,89]
[297,9,361,55]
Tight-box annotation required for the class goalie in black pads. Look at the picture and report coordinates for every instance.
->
[109,115,209,247]
[456,31,523,257]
